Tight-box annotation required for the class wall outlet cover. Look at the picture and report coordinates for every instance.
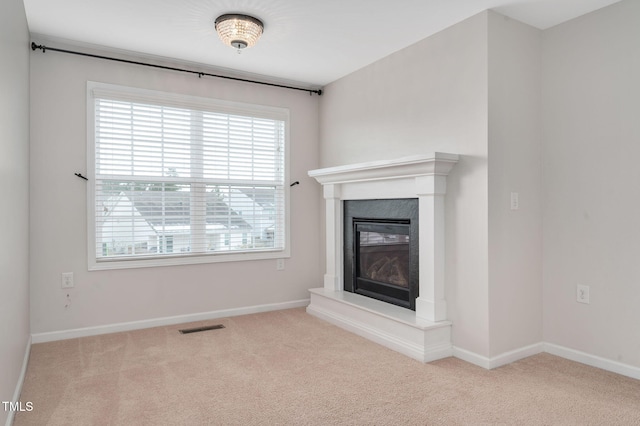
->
[577,284,590,304]
[61,272,74,288]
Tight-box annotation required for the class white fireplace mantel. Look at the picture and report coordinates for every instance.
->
[306,153,458,362]
[308,153,458,186]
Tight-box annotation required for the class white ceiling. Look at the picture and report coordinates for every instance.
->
[23,0,621,87]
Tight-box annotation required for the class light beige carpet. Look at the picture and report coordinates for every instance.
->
[15,308,640,425]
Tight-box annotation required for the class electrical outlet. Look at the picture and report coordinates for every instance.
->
[276,259,285,271]
[510,192,519,210]
[61,272,74,288]
[577,284,590,304]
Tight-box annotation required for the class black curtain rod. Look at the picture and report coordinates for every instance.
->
[31,42,322,96]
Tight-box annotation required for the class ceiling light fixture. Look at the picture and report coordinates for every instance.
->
[215,14,264,51]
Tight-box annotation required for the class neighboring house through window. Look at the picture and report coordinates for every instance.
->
[87,82,290,270]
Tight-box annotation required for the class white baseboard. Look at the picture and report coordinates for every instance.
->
[452,346,491,369]
[5,336,32,426]
[452,343,544,370]
[544,343,640,380]
[452,341,640,381]
[31,299,309,344]
[490,342,545,369]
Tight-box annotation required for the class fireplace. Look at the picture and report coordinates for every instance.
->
[344,199,419,310]
[306,153,458,363]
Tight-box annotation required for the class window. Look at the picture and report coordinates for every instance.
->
[87,82,289,270]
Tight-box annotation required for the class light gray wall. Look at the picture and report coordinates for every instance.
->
[29,44,321,334]
[487,12,543,357]
[0,0,30,421]
[319,13,492,357]
[542,0,640,367]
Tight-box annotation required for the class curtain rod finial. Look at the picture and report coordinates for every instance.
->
[31,42,45,52]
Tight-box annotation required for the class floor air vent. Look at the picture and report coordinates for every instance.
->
[179,324,225,334]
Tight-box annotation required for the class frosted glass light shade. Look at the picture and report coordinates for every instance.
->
[215,14,264,50]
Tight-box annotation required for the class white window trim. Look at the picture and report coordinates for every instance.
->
[86,81,291,271]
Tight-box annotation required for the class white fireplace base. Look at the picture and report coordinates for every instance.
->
[307,288,452,363]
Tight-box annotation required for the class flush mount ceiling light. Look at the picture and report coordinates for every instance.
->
[215,14,264,50]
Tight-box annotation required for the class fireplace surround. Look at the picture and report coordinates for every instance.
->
[307,153,458,362]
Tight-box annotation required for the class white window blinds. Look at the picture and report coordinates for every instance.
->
[89,83,288,267]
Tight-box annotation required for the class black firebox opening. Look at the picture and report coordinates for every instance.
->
[344,199,419,310]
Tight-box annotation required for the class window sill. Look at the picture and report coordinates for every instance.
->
[88,249,290,271]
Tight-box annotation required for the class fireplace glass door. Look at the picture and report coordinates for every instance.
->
[354,220,412,308]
